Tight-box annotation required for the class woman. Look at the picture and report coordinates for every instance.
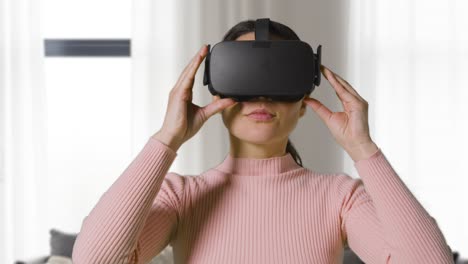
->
[72,19,454,264]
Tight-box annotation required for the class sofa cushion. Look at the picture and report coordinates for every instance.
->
[45,255,72,264]
[49,229,78,258]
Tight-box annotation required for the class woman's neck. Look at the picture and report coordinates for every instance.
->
[228,134,289,159]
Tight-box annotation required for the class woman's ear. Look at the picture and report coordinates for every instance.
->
[299,95,309,118]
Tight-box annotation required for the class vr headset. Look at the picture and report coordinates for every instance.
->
[202,17,322,102]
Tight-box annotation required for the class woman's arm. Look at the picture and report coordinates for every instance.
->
[135,171,186,263]
[71,42,229,263]
[72,136,180,264]
[338,148,454,263]
[304,64,454,263]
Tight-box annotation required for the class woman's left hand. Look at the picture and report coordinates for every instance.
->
[304,65,379,162]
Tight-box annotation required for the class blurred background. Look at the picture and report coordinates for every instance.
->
[1,0,467,263]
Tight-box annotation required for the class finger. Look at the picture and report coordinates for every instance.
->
[331,71,366,102]
[174,45,207,90]
[303,97,333,124]
[180,45,208,91]
[200,98,237,121]
[335,91,347,105]
[322,65,364,102]
[321,66,357,103]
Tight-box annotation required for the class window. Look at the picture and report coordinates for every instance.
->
[42,0,134,243]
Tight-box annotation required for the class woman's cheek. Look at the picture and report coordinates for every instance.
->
[281,107,302,130]
[221,107,244,129]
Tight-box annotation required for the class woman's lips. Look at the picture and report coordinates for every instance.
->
[247,110,275,121]
[247,113,275,121]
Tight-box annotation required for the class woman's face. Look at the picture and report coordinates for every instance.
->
[213,32,308,146]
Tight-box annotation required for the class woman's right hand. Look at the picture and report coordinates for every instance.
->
[152,45,238,151]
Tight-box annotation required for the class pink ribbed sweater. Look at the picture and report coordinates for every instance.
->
[72,136,454,264]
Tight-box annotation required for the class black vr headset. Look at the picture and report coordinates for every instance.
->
[202,18,322,102]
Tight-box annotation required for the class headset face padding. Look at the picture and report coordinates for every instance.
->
[203,18,322,102]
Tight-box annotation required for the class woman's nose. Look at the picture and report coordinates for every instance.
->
[249,96,272,102]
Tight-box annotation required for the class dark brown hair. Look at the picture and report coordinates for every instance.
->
[222,19,307,167]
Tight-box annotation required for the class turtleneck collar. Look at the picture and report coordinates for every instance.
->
[214,152,303,176]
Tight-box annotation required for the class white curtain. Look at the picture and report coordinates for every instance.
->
[344,0,468,256]
[0,0,47,263]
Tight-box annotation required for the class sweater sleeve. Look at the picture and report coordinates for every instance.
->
[338,148,454,264]
[72,136,179,264]
[135,171,186,263]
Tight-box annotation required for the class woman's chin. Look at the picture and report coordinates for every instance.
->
[226,117,281,143]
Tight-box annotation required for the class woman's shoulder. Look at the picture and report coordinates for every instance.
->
[299,167,364,195]
[300,166,358,181]
[162,170,220,191]
[162,171,200,187]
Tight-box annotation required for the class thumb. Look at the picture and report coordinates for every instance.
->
[201,98,238,120]
[303,97,332,123]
